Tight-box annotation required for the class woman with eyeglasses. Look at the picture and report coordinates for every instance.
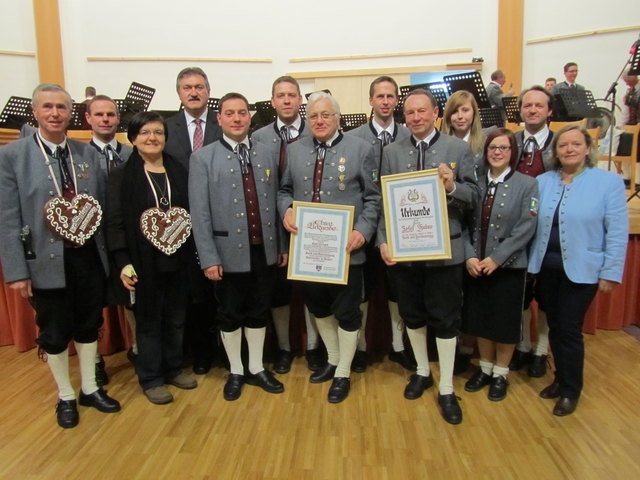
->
[462,128,538,401]
[106,111,198,405]
[528,125,627,416]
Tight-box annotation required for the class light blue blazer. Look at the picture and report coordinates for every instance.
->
[527,167,628,284]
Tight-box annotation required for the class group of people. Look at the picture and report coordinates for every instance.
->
[0,67,628,430]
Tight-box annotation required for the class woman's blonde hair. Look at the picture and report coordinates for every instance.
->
[442,90,484,154]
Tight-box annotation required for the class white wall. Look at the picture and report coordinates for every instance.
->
[1,0,638,115]
[0,1,38,105]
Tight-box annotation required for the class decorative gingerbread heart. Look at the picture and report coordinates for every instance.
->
[43,193,103,246]
[140,207,192,255]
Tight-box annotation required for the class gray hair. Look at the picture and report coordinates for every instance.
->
[307,91,341,117]
[176,66,210,92]
[31,84,72,110]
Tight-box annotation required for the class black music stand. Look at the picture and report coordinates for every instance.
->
[67,103,88,130]
[340,113,367,132]
[253,100,277,126]
[115,99,146,132]
[0,96,35,129]
[552,89,597,121]
[125,82,155,111]
[503,96,522,124]
[444,71,491,109]
[298,104,307,119]
[479,107,505,129]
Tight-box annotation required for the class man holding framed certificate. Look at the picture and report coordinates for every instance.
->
[278,92,381,403]
[378,88,479,425]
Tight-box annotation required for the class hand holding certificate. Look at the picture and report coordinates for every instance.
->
[287,201,354,285]
[381,169,452,262]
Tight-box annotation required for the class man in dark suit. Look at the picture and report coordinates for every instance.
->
[347,76,414,372]
[0,84,121,428]
[86,94,135,382]
[165,67,222,374]
[252,76,318,374]
[378,88,478,425]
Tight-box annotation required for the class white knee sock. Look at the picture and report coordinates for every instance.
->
[315,315,339,366]
[75,341,99,395]
[357,301,368,351]
[271,305,291,351]
[221,328,243,375]
[47,349,75,401]
[304,306,319,350]
[436,337,457,395]
[407,326,430,377]
[244,327,266,375]
[125,308,138,354]
[335,328,359,378]
[479,359,494,376]
[388,301,405,352]
[535,310,550,356]
[516,308,532,352]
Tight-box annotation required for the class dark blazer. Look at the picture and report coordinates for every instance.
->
[106,149,193,301]
[164,109,222,171]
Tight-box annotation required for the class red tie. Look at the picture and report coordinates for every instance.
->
[193,118,203,152]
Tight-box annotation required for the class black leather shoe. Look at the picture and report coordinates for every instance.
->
[193,362,211,375]
[79,388,121,413]
[488,375,509,402]
[273,350,294,374]
[528,354,548,378]
[246,370,284,394]
[464,369,491,392]
[540,380,561,399]
[453,353,472,375]
[389,350,417,371]
[404,373,434,399]
[95,358,109,387]
[553,396,578,416]
[438,394,463,425]
[509,350,533,371]
[328,377,350,403]
[56,399,79,429]
[310,364,337,383]
[351,350,367,373]
[223,374,245,401]
[306,348,323,372]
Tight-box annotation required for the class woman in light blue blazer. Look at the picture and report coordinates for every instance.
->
[528,126,628,416]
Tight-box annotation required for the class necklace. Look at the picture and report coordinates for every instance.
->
[144,169,171,207]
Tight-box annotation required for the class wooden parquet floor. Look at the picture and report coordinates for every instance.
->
[1,329,639,480]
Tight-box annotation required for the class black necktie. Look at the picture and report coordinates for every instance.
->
[54,146,75,196]
[279,125,292,143]
[315,142,327,161]
[236,143,250,174]
[380,131,392,147]
[104,145,120,172]
[417,141,428,170]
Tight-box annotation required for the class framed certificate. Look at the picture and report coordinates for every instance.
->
[287,201,354,285]
[381,169,451,262]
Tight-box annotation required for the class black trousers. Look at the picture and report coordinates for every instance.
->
[215,245,276,332]
[536,266,598,399]
[391,263,462,339]
[302,265,363,332]
[31,244,105,354]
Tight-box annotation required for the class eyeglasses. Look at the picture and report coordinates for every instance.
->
[487,145,511,152]
[138,130,165,138]
[308,112,337,122]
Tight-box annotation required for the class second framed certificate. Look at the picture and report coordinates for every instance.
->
[381,169,451,262]
[287,201,354,285]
